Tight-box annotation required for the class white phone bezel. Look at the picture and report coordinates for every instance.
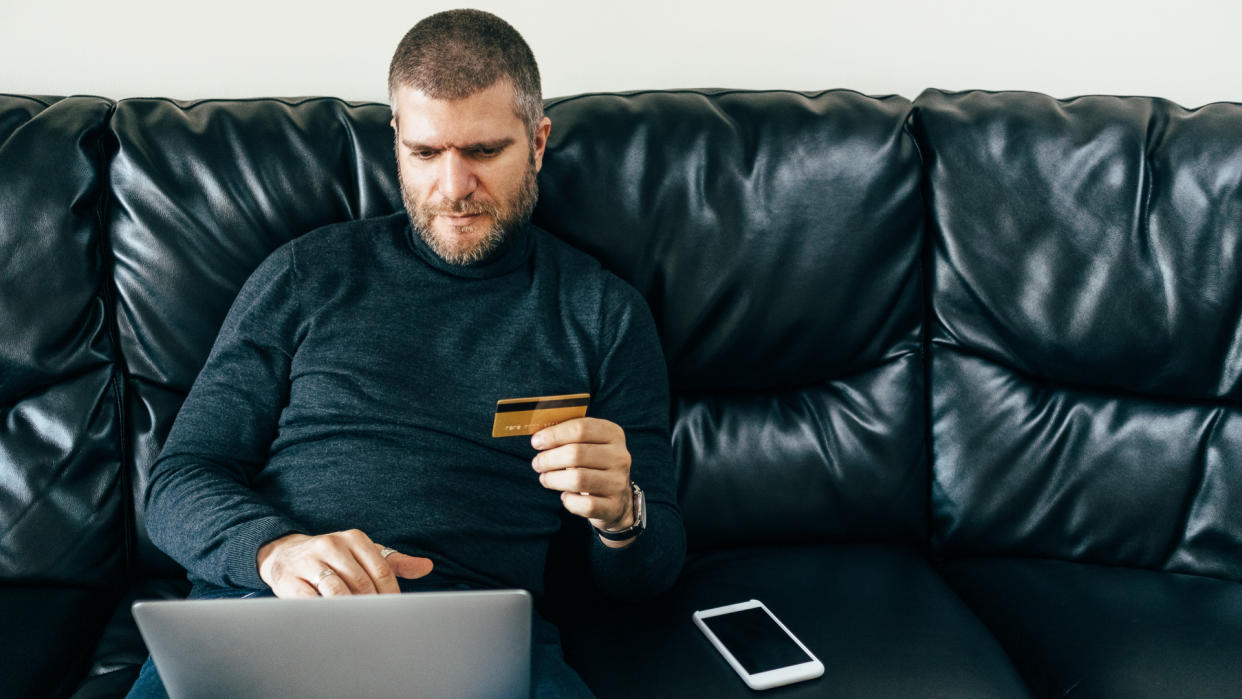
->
[692,598,825,690]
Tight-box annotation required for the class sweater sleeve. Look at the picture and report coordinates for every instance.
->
[586,276,687,600]
[144,244,307,589]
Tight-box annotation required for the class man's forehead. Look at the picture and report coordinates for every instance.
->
[389,81,521,132]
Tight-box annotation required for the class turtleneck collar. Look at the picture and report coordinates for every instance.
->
[405,218,534,279]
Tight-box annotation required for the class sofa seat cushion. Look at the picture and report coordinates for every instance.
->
[67,578,191,699]
[550,544,1028,698]
[0,584,115,699]
[940,557,1242,698]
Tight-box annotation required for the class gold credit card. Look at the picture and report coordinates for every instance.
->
[492,393,590,438]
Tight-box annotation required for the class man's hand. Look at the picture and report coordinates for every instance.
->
[257,529,434,598]
[531,417,635,547]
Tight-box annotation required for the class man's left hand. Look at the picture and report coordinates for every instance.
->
[531,417,634,546]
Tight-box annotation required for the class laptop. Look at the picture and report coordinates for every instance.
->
[132,589,531,699]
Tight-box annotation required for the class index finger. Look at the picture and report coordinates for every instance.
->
[356,543,401,594]
[328,530,398,595]
[531,417,621,450]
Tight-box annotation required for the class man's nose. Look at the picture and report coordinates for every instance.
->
[438,150,477,201]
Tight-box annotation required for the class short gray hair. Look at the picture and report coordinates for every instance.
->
[388,9,543,139]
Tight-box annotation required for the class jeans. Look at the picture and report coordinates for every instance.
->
[126,584,595,699]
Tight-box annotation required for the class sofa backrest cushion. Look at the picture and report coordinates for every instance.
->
[108,98,401,576]
[536,90,927,550]
[0,95,126,585]
[913,89,1242,582]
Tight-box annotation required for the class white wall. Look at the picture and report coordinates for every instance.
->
[2,0,1240,108]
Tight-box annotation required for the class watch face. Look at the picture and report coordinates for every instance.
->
[633,484,647,528]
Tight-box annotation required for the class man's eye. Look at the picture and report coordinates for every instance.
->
[470,147,502,158]
[412,149,437,160]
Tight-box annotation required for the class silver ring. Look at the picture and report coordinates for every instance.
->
[379,547,397,559]
[313,568,338,586]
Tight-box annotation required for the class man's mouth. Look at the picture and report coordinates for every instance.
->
[438,212,484,226]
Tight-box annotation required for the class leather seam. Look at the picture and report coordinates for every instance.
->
[907,104,937,556]
[113,95,387,111]
[92,98,136,587]
[0,93,55,108]
[543,87,910,109]
[932,340,1242,410]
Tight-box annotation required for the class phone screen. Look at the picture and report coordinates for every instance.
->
[700,606,814,674]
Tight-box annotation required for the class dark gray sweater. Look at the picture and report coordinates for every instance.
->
[145,212,685,600]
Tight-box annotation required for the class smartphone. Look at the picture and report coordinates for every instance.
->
[693,599,824,690]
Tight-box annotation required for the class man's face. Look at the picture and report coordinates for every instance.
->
[391,81,551,265]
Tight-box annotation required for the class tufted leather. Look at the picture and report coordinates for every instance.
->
[0,95,124,585]
[912,89,1242,583]
[536,90,927,550]
[0,94,125,699]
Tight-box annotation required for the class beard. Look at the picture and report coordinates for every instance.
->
[400,155,539,266]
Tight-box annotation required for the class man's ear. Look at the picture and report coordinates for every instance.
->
[390,115,398,132]
[532,116,552,173]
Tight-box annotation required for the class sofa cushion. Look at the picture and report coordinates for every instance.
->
[549,544,1028,697]
[0,584,116,699]
[940,557,1242,698]
[536,90,928,549]
[913,89,1242,581]
[0,95,126,588]
[67,577,191,699]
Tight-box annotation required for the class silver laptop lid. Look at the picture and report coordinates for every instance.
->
[133,589,531,699]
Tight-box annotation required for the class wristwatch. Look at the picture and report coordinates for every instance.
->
[594,482,646,541]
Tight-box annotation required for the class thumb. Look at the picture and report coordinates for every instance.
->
[389,552,434,580]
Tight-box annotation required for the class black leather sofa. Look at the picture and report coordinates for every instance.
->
[2,87,1240,698]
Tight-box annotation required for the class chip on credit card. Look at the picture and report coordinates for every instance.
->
[492,393,590,438]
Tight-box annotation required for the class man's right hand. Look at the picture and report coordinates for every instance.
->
[257,529,434,598]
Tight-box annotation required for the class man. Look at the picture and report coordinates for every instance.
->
[127,9,685,697]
